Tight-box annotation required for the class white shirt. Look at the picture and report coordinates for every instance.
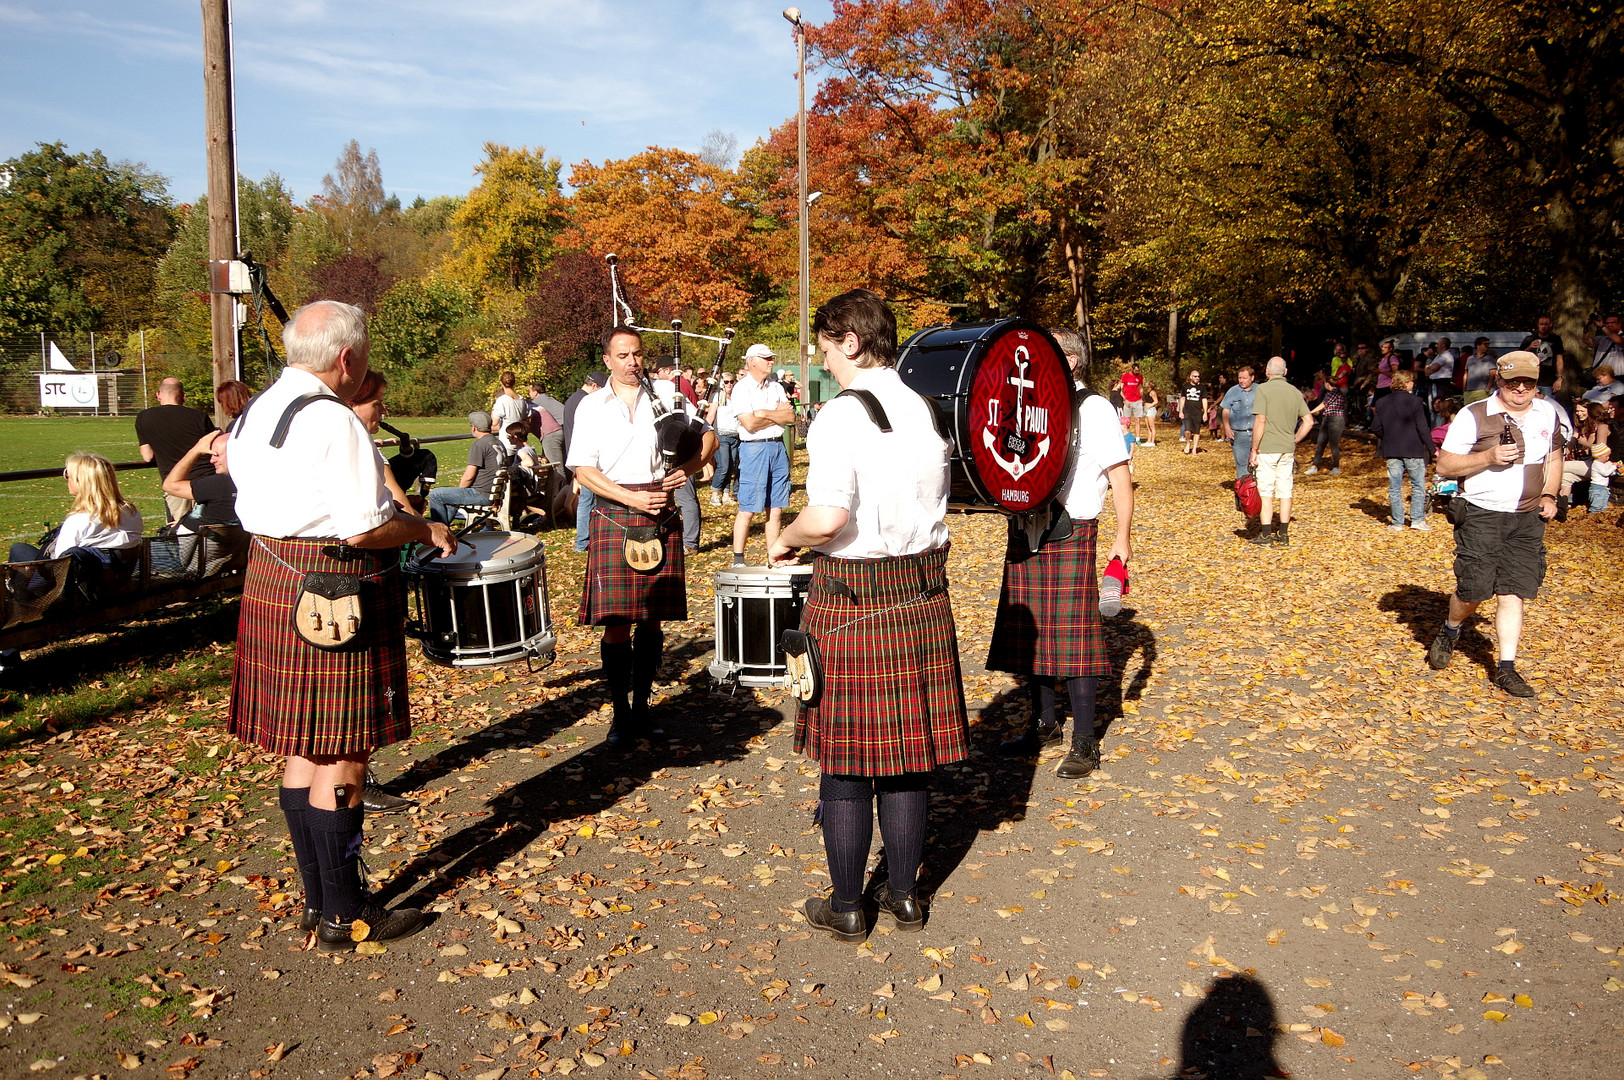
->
[228,366,394,539]
[491,392,529,432]
[805,366,950,559]
[1441,394,1559,514]
[566,379,707,484]
[730,375,789,441]
[1059,394,1131,521]
[51,506,143,558]
[711,389,740,436]
[1431,349,1456,381]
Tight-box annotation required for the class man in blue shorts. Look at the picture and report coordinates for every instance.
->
[729,343,794,564]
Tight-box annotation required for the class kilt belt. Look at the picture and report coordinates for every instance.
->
[794,546,969,777]
[987,517,1112,679]
[578,483,687,626]
[229,536,409,758]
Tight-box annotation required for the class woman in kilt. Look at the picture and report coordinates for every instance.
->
[991,362,1134,778]
[768,289,968,942]
[567,326,715,748]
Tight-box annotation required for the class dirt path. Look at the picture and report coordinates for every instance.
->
[0,436,1619,1080]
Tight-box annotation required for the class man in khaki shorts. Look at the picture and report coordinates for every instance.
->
[1247,356,1314,545]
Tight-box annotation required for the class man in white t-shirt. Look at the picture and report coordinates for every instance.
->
[729,344,795,564]
[1427,352,1560,699]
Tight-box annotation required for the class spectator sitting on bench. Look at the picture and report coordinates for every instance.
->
[427,410,508,524]
[10,453,143,565]
[348,370,417,513]
[162,430,247,574]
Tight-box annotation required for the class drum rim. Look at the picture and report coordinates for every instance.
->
[714,565,814,587]
[405,529,544,575]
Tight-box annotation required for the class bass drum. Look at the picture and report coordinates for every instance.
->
[897,318,1076,514]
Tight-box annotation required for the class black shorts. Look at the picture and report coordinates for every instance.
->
[1182,409,1203,435]
[1452,501,1547,603]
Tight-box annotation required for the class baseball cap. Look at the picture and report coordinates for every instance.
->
[1496,351,1539,381]
[468,410,492,430]
[586,371,608,387]
[744,343,776,361]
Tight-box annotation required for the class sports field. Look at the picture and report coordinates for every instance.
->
[0,414,469,546]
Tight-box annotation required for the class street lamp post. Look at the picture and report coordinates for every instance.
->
[784,7,809,391]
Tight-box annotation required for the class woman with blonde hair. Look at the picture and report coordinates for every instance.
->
[9,452,143,563]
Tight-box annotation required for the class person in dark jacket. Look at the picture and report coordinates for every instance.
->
[1370,370,1435,529]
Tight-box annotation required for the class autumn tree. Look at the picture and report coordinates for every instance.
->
[442,144,568,296]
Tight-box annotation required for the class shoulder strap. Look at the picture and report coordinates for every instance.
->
[269,393,346,449]
[835,388,893,433]
[1075,385,1097,405]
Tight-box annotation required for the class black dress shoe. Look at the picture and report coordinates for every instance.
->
[804,896,867,943]
[999,722,1062,756]
[299,904,321,933]
[873,883,924,932]
[362,781,412,815]
[1056,743,1102,779]
[317,900,425,953]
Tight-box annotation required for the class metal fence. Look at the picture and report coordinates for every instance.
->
[0,331,180,415]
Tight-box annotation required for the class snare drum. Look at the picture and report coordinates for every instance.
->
[897,318,1076,513]
[405,531,555,667]
[709,565,813,687]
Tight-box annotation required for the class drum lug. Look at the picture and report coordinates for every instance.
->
[525,647,557,675]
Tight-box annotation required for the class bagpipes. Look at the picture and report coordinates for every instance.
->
[605,253,734,476]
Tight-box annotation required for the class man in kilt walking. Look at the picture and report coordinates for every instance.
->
[568,326,715,747]
[991,342,1135,779]
[769,289,969,942]
[227,301,457,951]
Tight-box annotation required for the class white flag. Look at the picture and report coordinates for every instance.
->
[48,342,76,372]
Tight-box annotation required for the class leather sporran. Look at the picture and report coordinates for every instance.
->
[781,630,825,708]
[292,570,363,650]
[622,524,666,573]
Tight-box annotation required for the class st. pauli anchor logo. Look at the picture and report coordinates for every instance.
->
[982,345,1052,480]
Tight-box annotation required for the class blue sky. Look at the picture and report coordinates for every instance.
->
[0,0,833,205]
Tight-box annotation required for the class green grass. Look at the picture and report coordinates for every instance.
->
[0,414,470,544]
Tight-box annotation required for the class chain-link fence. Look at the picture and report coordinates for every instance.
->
[0,332,204,415]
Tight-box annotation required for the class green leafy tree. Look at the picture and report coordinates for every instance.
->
[443,144,568,295]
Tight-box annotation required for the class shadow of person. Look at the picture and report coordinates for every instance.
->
[379,676,783,907]
[1175,973,1287,1080]
[1378,584,1494,674]
[1098,614,1156,744]
[1348,496,1390,521]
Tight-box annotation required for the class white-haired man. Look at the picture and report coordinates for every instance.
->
[1247,356,1314,545]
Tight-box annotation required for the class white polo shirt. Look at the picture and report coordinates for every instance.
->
[1059,394,1131,521]
[228,366,394,539]
[565,378,707,484]
[1441,394,1559,514]
[730,375,789,442]
[805,366,951,560]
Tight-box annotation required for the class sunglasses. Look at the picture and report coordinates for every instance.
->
[1502,379,1538,391]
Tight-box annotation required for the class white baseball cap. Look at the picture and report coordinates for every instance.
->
[744,343,776,361]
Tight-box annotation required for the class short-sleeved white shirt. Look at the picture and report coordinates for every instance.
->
[730,375,789,441]
[1441,394,1559,513]
[804,366,950,559]
[229,366,394,539]
[1059,394,1131,521]
[491,392,529,432]
[565,378,707,484]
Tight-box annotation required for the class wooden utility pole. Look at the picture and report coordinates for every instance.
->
[201,0,239,416]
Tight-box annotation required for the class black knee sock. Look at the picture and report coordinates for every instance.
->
[309,805,366,923]
[631,624,664,721]
[819,796,873,913]
[601,639,633,723]
[876,788,928,897]
[279,787,321,911]
[1065,676,1099,753]
[1027,677,1059,731]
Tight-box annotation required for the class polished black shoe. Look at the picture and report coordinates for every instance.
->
[317,900,425,953]
[299,904,321,933]
[1493,668,1537,699]
[804,896,867,943]
[362,781,412,815]
[873,883,924,932]
[1427,626,1456,670]
[999,722,1062,756]
[1056,743,1102,779]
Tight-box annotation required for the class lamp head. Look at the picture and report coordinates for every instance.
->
[783,7,802,24]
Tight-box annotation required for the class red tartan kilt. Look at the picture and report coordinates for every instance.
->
[229,537,410,757]
[578,486,687,625]
[794,547,969,776]
[986,518,1112,678]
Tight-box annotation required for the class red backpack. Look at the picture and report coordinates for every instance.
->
[1234,475,1261,517]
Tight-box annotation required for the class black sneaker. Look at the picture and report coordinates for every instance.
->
[872,883,924,932]
[998,722,1062,756]
[1427,627,1456,670]
[1247,528,1277,546]
[1493,668,1537,698]
[317,900,425,952]
[1056,744,1102,779]
[804,895,867,942]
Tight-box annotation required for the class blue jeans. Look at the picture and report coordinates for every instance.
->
[1590,475,1613,513]
[711,433,740,495]
[428,486,489,524]
[673,476,700,550]
[1386,457,1426,524]
[574,486,596,552]
[1231,429,1252,479]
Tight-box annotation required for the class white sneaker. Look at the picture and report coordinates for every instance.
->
[1410,521,1430,531]
[1330,468,1341,475]
[1388,523,1406,531]
[723,493,736,505]
[710,492,723,506]
[1303,466,1319,475]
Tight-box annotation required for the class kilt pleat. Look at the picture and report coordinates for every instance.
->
[794,547,969,776]
[229,537,410,757]
[986,518,1112,678]
[578,485,687,625]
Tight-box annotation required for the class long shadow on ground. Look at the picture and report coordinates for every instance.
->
[1379,584,1495,677]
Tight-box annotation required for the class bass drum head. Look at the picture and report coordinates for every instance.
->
[898,319,1076,514]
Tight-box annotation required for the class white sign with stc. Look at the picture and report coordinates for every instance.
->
[38,373,98,408]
